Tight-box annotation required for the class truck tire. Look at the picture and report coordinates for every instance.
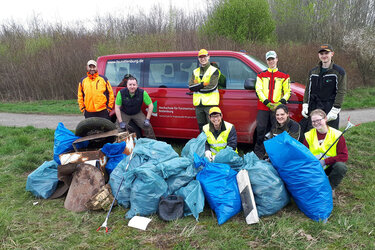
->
[75,118,117,149]
[75,117,116,137]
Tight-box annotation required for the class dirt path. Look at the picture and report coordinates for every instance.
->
[0,109,374,130]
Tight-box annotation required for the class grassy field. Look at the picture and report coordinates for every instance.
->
[1,87,374,115]
[1,123,374,249]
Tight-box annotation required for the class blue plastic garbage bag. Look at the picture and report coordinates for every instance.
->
[181,132,207,160]
[175,180,205,220]
[125,164,168,219]
[242,152,290,217]
[108,154,149,208]
[26,160,59,199]
[53,123,88,164]
[264,131,333,222]
[194,154,242,225]
[101,142,126,175]
[214,147,244,171]
[133,138,179,164]
[158,157,197,194]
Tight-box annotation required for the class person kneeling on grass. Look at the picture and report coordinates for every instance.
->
[203,107,237,161]
[270,104,301,140]
[303,109,348,198]
[115,77,156,139]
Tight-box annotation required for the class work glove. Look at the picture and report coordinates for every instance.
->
[205,150,213,162]
[319,159,326,169]
[263,99,276,111]
[327,107,341,122]
[274,102,282,108]
[301,103,309,118]
[119,121,126,130]
[144,119,151,127]
[266,102,276,111]
[279,98,287,105]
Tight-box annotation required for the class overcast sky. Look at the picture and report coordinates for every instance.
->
[1,0,208,29]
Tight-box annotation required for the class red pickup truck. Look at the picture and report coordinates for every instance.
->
[97,50,304,143]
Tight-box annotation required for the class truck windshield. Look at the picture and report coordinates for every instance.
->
[244,55,268,71]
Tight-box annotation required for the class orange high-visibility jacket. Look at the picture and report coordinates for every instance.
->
[78,74,114,113]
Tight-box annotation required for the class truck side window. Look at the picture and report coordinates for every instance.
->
[211,57,257,90]
[104,59,143,86]
[145,57,197,88]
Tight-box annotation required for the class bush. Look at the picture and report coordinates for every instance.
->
[201,0,276,43]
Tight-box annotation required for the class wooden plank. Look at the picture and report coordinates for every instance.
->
[73,129,119,145]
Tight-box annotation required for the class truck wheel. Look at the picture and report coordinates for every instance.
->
[75,118,117,149]
[75,117,116,137]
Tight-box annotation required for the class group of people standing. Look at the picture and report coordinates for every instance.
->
[188,46,348,196]
[77,44,348,196]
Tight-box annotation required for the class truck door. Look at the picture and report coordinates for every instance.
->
[143,57,199,139]
[210,56,260,143]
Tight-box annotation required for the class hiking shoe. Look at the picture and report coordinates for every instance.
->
[332,189,336,199]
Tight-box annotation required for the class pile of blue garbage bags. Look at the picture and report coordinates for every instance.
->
[27,123,333,224]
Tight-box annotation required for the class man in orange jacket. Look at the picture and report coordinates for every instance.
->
[78,60,115,120]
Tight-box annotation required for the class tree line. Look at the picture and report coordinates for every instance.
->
[0,0,373,101]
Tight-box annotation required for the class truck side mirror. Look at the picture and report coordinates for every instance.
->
[244,78,256,90]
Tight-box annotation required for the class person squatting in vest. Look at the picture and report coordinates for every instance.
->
[78,60,115,120]
[114,77,156,139]
[188,49,220,132]
[303,109,348,198]
[203,107,237,162]
[301,44,347,134]
[270,104,301,141]
[254,50,291,159]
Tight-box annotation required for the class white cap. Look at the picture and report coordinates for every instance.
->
[87,60,97,67]
[265,51,277,60]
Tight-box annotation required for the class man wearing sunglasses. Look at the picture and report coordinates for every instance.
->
[301,44,347,136]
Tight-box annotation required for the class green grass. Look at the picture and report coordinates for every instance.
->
[342,87,375,110]
[0,100,80,115]
[1,123,375,248]
[0,87,374,116]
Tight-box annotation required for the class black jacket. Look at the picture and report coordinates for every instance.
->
[271,118,301,141]
[303,61,347,114]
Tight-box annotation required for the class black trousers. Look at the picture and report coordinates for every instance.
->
[253,110,276,159]
[84,110,111,120]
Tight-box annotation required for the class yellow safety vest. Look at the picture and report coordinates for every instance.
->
[305,127,342,160]
[192,66,219,106]
[203,121,237,155]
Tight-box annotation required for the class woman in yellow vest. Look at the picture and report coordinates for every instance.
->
[303,109,348,198]
[203,107,237,161]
